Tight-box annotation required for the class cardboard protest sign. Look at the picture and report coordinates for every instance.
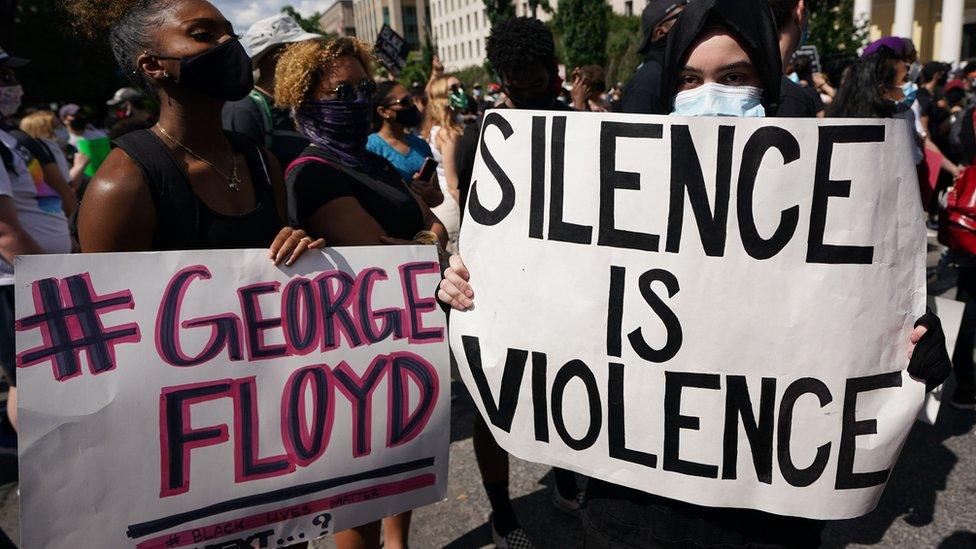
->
[374,24,409,75]
[15,247,449,548]
[450,111,927,520]
[796,45,822,73]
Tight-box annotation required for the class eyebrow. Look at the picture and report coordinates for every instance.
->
[680,60,754,74]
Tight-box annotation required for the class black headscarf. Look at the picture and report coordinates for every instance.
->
[660,0,783,115]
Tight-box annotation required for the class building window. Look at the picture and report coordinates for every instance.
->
[476,38,481,58]
[625,0,632,16]
[466,14,471,32]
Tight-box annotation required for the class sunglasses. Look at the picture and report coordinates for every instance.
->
[384,96,414,108]
[329,79,378,102]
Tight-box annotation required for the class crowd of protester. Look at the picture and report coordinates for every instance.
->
[0,0,968,547]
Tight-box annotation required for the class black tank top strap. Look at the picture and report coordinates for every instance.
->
[113,129,199,249]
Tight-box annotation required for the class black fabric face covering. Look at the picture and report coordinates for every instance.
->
[393,105,423,127]
[154,39,254,102]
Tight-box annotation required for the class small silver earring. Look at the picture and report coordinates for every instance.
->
[162,70,171,80]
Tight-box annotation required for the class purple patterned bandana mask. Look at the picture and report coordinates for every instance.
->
[296,97,373,168]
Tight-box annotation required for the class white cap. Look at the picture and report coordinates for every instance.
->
[241,13,322,67]
[106,87,143,106]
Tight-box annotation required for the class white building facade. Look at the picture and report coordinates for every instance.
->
[853,0,976,64]
[430,0,634,71]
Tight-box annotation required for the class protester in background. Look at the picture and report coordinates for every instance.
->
[222,13,320,168]
[790,53,826,115]
[69,0,319,264]
[0,49,73,433]
[274,38,446,548]
[422,75,464,204]
[828,52,905,119]
[19,110,87,189]
[0,73,78,219]
[766,0,824,117]
[106,86,153,126]
[812,70,836,104]
[440,2,952,547]
[918,61,952,153]
[619,0,687,115]
[58,103,111,179]
[453,16,582,549]
[571,65,610,111]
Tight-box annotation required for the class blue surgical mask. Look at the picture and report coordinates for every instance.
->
[788,72,801,84]
[672,83,766,117]
[901,81,918,108]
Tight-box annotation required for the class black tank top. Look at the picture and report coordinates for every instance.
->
[113,129,282,250]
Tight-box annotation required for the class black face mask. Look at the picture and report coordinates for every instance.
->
[154,39,254,101]
[938,74,949,87]
[507,72,559,110]
[393,105,422,127]
[68,117,88,132]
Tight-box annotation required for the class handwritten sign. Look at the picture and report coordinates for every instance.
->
[374,24,409,75]
[451,111,927,520]
[15,247,449,548]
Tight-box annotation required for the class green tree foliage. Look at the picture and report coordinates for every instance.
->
[397,51,430,88]
[604,13,641,87]
[806,0,869,81]
[454,64,494,87]
[9,0,124,109]
[553,0,609,69]
[526,0,553,19]
[281,5,327,35]
[483,0,516,28]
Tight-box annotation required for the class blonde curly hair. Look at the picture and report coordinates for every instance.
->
[275,37,375,111]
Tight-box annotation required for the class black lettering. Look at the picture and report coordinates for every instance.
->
[469,112,517,225]
[666,125,734,256]
[722,376,775,483]
[628,269,683,363]
[663,371,721,478]
[777,377,832,487]
[551,360,602,450]
[461,335,526,432]
[608,362,657,467]
[549,116,593,244]
[607,265,626,358]
[807,125,883,264]
[530,116,546,239]
[598,121,663,251]
[531,351,549,442]
[835,370,902,489]
[737,127,801,260]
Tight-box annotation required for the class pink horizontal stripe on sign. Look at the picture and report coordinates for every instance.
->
[135,473,436,549]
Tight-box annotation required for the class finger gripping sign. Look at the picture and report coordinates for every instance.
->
[451,111,927,520]
[15,247,449,548]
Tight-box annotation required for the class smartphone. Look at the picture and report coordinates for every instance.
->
[418,158,439,183]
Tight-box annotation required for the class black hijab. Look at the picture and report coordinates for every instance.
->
[660,0,783,115]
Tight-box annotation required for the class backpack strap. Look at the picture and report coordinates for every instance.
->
[248,90,274,149]
[284,155,339,180]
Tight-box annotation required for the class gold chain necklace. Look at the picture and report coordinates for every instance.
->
[156,125,241,191]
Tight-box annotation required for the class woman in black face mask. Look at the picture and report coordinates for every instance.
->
[70,0,320,263]
[366,81,443,208]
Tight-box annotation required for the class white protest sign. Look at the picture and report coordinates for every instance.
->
[451,111,927,520]
[15,247,449,548]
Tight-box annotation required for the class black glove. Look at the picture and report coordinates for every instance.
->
[909,312,952,392]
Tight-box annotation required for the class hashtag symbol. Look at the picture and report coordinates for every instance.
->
[15,273,141,382]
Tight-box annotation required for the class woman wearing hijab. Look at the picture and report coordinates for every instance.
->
[437,0,950,547]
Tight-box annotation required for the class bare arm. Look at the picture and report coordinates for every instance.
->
[437,130,461,202]
[77,149,156,252]
[40,163,78,217]
[0,195,42,264]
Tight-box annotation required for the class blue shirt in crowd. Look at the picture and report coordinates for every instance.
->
[366,133,433,184]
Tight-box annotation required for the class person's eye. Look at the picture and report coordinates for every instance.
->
[190,31,215,42]
[679,74,700,88]
[722,73,745,85]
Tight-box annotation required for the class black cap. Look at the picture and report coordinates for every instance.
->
[0,47,29,69]
[922,61,949,80]
[637,0,689,54]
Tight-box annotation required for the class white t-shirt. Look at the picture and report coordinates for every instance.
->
[0,130,72,286]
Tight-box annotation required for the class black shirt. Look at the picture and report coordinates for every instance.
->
[777,76,820,118]
[619,56,666,115]
[286,146,423,240]
[222,90,309,168]
[5,128,55,166]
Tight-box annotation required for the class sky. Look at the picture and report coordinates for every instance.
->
[209,0,334,32]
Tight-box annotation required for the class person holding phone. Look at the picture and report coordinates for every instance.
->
[367,81,442,205]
